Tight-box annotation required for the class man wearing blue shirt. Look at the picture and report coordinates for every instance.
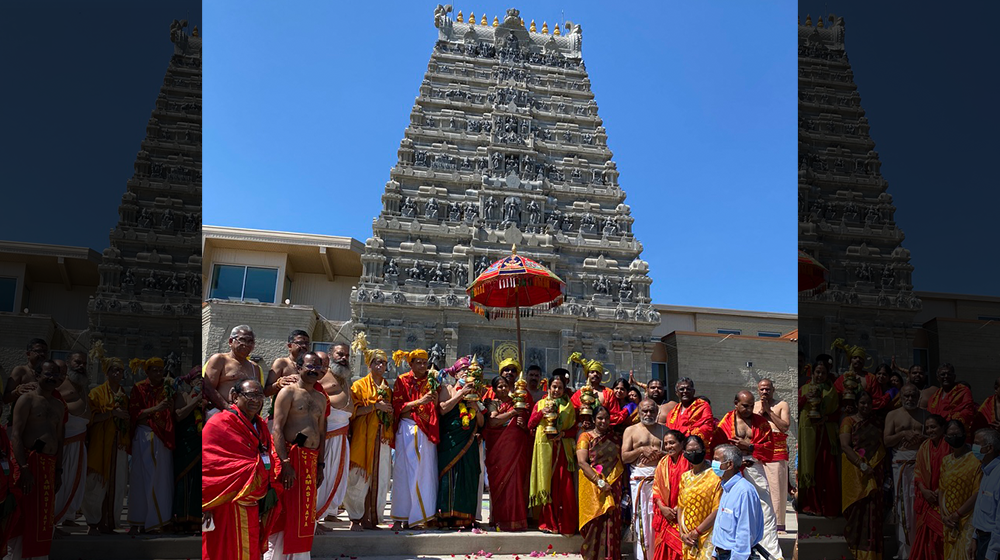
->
[712,444,765,560]
[972,428,1000,560]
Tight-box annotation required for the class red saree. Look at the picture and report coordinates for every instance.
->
[651,454,690,560]
[909,438,948,560]
[483,399,530,531]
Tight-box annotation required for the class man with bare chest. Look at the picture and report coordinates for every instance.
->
[266,352,328,559]
[203,325,262,419]
[3,338,49,412]
[10,360,66,558]
[754,378,790,531]
[883,384,928,560]
[265,330,311,400]
[622,399,667,560]
[54,351,91,528]
[315,343,352,528]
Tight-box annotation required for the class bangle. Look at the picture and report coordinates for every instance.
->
[693,527,702,536]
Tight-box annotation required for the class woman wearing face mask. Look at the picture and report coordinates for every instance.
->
[676,435,721,560]
[797,360,841,516]
[938,420,982,560]
[910,414,948,560]
[576,407,624,560]
[651,430,690,560]
[528,375,578,535]
[840,391,886,560]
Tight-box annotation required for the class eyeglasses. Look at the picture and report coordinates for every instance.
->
[303,365,324,372]
[240,392,265,400]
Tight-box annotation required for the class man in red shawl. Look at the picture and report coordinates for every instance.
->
[569,354,626,427]
[390,348,440,530]
[831,340,889,409]
[664,378,715,451]
[265,352,329,559]
[927,364,976,439]
[715,391,783,560]
[973,376,1000,433]
[127,357,175,534]
[202,379,274,560]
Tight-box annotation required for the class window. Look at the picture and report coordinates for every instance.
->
[652,362,668,386]
[312,342,332,354]
[758,331,781,338]
[209,265,279,303]
[717,329,741,336]
[0,277,15,312]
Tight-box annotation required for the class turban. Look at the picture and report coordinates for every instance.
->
[352,331,389,366]
[497,357,521,374]
[442,356,472,378]
[831,338,867,360]
[568,351,603,373]
[392,349,428,367]
[145,357,165,369]
[104,357,125,373]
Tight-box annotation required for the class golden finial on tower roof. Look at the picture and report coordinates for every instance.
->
[457,10,463,22]
[554,23,561,35]
[492,16,498,27]
[192,26,199,37]
[469,11,475,25]
[481,14,487,25]
[817,16,824,28]
[805,14,812,27]
[541,21,548,34]
[530,19,536,32]
[520,18,524,26]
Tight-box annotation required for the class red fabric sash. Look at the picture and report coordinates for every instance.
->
[974,395,998,434]
[202,406,272,510]
[771,432,789,461]
[129,380,175,450]
[391,372,440,444]
[651,455,688,560]
[12,452,56,557]
[716,411,774,463]
[665,399,716,452]
[203,499,261,560]
[269,444,319,554]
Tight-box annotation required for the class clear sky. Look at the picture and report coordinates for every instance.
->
[204,1,798,314]
[1,1,201,252]
[798,2,1000,297]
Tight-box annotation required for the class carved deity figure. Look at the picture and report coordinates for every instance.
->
[454,264,468,286]
[407,262,425,281]
[449,203,462,221]
[401,197,417,217]
[484,196,499,220]
[428,344,445,369]
[430,263,448,283]
[526,200,541,224]
[425,197,440,219]
[580,213,596,233]
[592,275,611,295]
[385,258,399,276]
[618,279,633,301]
[602,216,618,236]
[503,196,521,224]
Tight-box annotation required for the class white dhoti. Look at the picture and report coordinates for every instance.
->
[54,414,89,524]
[892,449,918,560]
[262,532,310,560]
[630,465,656,560]
[389,418,437,526]
[127,425,173,530]
[81,447,128,527]
[476,439,486,521]
[763,459,788,528]
[316,409,351,519]
[743,461,784,560]
[343,442,392,524]
[3,535,46,560]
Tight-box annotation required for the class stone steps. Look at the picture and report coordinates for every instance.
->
[312,530,583,557]
[49,535,200,559]
[796,513,899,560]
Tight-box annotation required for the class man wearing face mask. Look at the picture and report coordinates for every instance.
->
[971,428,999,560]
[710,444,764,560]
[621,399,667,560]
[715,391,782,560]
[883,384,928,559]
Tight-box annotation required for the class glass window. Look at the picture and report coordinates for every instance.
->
[0,277,15,312]
[312,342,332,354]
[758,331,781,338]
[717,329,742,335]
[209,265,278,303]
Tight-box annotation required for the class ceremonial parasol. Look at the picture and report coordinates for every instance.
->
[467,245,565,364]
[799,250,829,296]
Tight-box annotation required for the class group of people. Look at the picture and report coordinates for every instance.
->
[0,337,202,558]
[201,325,795,560]
[796,341,1000,560]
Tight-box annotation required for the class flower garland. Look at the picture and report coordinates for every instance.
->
[375,381,392,430]
[458,402,475,429]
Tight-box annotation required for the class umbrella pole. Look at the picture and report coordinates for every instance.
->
[515,296,523,366]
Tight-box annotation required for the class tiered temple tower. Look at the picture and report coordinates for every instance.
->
[798,15,920,367]
[350,7,660,379]
[87,20,202,373]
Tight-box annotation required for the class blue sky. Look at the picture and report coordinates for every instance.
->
[204,1,797,314]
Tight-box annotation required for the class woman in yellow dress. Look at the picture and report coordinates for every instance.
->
[938,419,982,560]
[676,435,721,560]
[576,407,624,560]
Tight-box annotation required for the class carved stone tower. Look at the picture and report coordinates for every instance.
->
[798,15,920,367]
[87,20,202,373]
[350,8,660,381]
